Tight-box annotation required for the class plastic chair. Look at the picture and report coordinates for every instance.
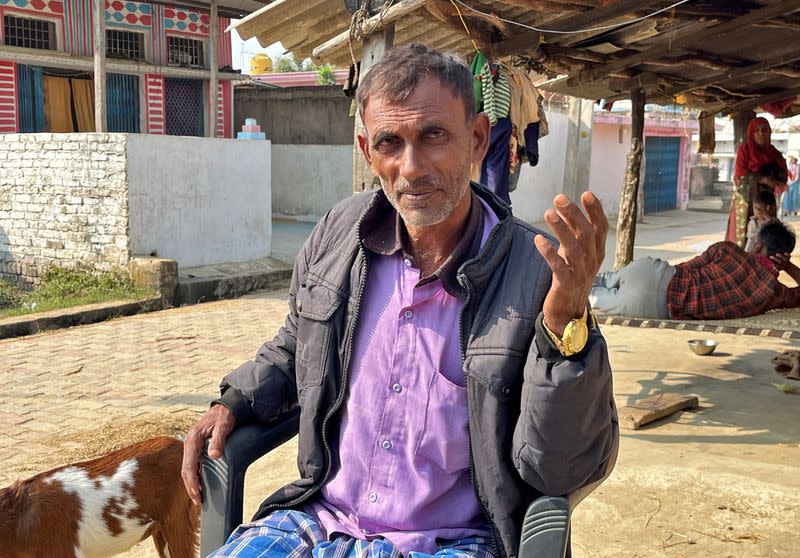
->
[199,408,571,558]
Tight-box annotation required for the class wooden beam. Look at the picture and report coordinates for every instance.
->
[665,50,800,98]
[313,0,428,61]
[614,88,644,272]
[570,0,800,87]
[493,0,663,58]
[723,84,800,115]
[209,0,218,138]
[231,0,334,42]
[93,0,106,132]
[353,25,395,193]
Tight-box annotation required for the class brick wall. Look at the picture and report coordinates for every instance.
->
[0,133,130,285]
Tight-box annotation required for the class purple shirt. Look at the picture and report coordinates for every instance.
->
[306,195,499,555]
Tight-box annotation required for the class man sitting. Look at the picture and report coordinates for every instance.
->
[590,219,799,320]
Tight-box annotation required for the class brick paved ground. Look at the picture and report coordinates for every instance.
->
[2,285,799,558]
[0,289,291,487]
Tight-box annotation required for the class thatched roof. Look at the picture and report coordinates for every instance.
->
[231,0,800,116]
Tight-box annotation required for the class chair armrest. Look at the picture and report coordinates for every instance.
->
[519,495,571,558]
[200,407,301,557]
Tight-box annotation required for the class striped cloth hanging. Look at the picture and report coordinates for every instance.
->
[479,63,511,125]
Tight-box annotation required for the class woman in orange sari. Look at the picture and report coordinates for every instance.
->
[726,117,787,247]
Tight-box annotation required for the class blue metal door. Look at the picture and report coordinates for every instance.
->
[107,73,140,133]
[17,64,45,133]
[164,78,204,137]
[643,136,680,213]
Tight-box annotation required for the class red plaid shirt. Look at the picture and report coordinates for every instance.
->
[667,242,800,320]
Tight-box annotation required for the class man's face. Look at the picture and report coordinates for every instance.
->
[358,78,489,229]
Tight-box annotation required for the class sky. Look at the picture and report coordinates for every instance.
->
[229,19,285,71]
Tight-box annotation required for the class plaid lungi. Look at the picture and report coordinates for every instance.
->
[206,510,494,558]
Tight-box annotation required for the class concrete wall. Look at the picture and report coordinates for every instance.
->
[234,86,354,145]
[0,133,129,284]
[271,144,352,219]
[127,135,271,268]
[511,108,571,224]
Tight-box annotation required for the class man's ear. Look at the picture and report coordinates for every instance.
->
[470,113,491,166]
[357,134,372,166]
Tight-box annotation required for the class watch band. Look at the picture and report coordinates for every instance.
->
[542,306,590,356]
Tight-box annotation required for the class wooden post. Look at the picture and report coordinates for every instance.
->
[209,0,218,138]
[93,0,106,132]
[614,88,645,271]
[353,25,394,193]
[732,110,755,150]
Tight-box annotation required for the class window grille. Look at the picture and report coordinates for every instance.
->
[167,36,204,68]
[106,30,145,61]
[3,15,55,50]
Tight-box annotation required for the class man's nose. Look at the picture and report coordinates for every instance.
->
[398,144,428,182]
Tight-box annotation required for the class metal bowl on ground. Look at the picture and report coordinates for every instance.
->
[688,339,718,355]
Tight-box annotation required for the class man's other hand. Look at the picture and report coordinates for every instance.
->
[181,404,235,506]
[534,192,608,336]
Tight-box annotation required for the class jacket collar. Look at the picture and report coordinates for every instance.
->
[358,182,515,295]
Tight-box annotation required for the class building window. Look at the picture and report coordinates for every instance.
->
[167,36,204,68]
[106,29,145,61]
[3,15,55,50]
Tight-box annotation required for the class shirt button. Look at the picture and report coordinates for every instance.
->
[368,492,378,503]
[381,439,392,450]
[392,383,402,393]
[403,309,414,319]
[403,258,413,267]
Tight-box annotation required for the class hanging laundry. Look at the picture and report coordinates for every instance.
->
[480,116,513,205]
[479,62,511,125]
[469,51,486,113]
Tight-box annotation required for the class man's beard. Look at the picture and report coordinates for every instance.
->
[382,161,472,228]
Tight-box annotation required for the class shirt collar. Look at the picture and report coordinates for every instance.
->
[362,191,484,299]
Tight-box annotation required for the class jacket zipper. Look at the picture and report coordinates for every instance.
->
[256,206,372,517]
[458,273,507,558]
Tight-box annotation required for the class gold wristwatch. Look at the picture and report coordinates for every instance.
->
[543,307,591,356]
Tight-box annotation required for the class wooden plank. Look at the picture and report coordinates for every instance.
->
[570,0,800,87]
[619,393,699,430]
[494,0,663,57]
[313,0,428,60]
[209,0,218,138]
[93,0,106,132]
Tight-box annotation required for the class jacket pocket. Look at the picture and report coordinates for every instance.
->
[295,282,343,387]
[414,370,470,474]
[465,352,524,403]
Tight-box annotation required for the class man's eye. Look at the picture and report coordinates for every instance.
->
[377,138,398,149]
[425,130,445,139]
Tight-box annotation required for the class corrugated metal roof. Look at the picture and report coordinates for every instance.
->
[229,0,800,116]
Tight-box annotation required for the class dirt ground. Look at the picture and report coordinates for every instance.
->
[84,326,800,558]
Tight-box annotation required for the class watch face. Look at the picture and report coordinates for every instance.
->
[569,322,589,351]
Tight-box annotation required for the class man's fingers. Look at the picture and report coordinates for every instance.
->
[534,234,565,274]
[581,191,609,263]
[181,426,204,506]
[553,194,595,245]
[543,208,581,257]
[208,419,232,460]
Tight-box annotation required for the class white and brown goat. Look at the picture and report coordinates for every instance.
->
[0,436,199,558]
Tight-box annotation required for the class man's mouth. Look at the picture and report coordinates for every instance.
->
[401,191,435,202]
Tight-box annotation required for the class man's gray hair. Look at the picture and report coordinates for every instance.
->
[355,44,476,122]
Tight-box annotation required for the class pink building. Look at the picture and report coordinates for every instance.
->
[590,110,699,217]
[0,0,259,136]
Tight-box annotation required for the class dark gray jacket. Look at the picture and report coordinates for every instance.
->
[217,184,618,558]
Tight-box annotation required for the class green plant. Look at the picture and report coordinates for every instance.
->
[274,55,299,73]
[315,64,336,85]
[0,279,20,309]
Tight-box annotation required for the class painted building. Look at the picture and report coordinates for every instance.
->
[590,108,698,217]
[0,0,245,136]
